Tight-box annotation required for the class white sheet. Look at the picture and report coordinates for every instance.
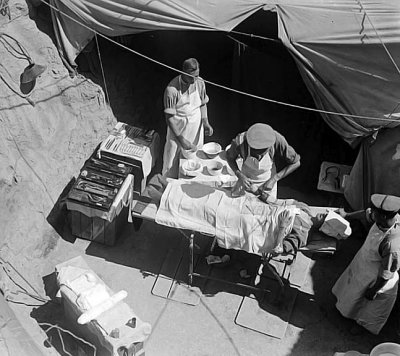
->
[155,181,298,255]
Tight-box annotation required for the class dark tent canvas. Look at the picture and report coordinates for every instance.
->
[49,0,400,209]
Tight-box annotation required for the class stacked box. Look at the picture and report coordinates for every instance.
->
[69,206,129,246]
[67,155,133,246]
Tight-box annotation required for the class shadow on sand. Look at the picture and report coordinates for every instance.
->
[79,188,400,355]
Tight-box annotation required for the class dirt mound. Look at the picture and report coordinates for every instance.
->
[0,1,114,286]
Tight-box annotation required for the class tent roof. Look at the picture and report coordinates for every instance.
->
[50,0,268,63]
[50,0,400,146]
[272,0,400,44]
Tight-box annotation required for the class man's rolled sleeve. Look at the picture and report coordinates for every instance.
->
[274,132,300,164]
[201,93,209,106]
[163,86,178,115]
[197,78,209,106]
[229,132,246,159]
[379,239,400,280]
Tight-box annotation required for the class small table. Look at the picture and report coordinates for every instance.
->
[178,149,238,188]
[98,122,160,193]
[317,161,352,194]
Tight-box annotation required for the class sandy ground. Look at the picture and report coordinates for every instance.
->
[0,0,115,288]
[5,195,400,356]
[1,1,399,355]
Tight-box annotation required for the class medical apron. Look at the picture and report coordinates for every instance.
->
[332,222,399,334]
[241,145,278,198]
[162,78,204,178]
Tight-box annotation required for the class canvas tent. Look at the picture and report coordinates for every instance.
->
[47,0,400,209]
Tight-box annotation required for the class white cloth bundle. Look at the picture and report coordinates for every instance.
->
[319,210,352,240]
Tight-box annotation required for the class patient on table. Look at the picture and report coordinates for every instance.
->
[142,175,333,256]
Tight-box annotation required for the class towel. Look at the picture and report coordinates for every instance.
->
[319,210,352,240]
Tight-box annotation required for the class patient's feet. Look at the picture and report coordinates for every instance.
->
[206,254,231,268]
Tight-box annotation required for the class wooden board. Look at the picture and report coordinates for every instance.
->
[234,252,311,338]
[234,286,298,339]
[317,161,352,194]
[151,249,182,299]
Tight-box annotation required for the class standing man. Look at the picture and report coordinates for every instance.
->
[226,123,300,198]
[333,194,400,335]
[162,58,213,178]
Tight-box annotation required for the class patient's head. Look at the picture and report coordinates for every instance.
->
[311,213,328,229]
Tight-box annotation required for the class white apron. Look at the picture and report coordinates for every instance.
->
[332,222,399,334]
[241,145,277,198]
[162,78,204,178]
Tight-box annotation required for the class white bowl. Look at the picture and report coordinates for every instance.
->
[182,159,202,177]
[370,343,400,356]
[206,161,223,176]
[181,148,198,159]
[202,142,222,158]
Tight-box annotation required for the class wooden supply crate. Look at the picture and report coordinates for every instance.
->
[70,206,128,246]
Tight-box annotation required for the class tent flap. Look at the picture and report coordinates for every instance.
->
[275,2,400,146]
[345,126,400,210]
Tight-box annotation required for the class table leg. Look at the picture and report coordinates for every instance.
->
[263,253,285,302]
[210,236,217,253]
[189,232,194,286]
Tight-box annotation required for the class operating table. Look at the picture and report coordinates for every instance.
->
[128,181,338,299]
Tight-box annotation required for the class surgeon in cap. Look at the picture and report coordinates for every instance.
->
[226,123,301,198]
[333,194,400,335]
